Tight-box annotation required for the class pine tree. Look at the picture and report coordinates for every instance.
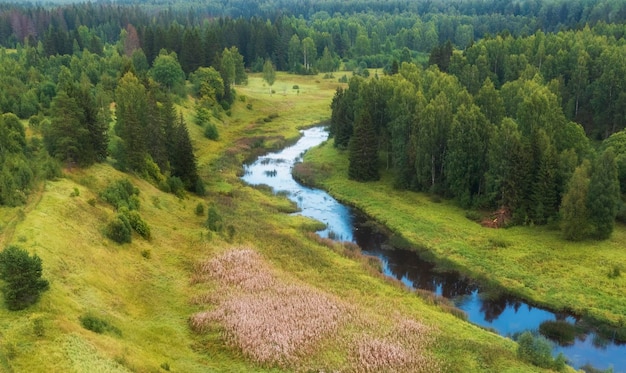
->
[587,148,621,240]
[348,110,379,182]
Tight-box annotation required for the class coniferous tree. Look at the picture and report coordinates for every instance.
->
[587,148,621,240]
[348,110,379,182]
[169,113,199,191]
[0,245,49,311]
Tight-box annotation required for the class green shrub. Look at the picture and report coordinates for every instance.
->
[79,313,121,336]
[166,176,185,198]
[105,214,132,244]
[141,249,151,259]
[33,318,45,337]
[195,203,205,216]
[100,179,140,211]
[292,85,299,90]
[206,205,223,232]
[0,245,49,310]
[204,123,219,140]
[516,331,566,371]
[124,209,151,240]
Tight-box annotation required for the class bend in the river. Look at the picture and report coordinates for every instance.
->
[241,126,625,372]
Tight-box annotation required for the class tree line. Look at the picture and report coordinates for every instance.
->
[331,62,622,240]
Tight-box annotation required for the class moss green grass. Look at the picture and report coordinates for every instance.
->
[0,73,565,372]
[303,138,626,332]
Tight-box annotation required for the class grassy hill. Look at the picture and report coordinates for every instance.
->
[0,73,563,372]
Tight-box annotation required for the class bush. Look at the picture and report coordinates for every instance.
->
[516,331,566,371]
[206,205,223,232]
[204,123,219,140]
[0,245,49,310]
[105,214,132,244]
[100,179,140,211]
[195,203,205,216]
[124,209,151,240]
[80,313,121,336]
[166,176,185,198]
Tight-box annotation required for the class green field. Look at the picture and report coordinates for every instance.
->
[302,132,626,335]
[0,73,567,372]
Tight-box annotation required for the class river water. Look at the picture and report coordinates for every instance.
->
[241,126,625,372]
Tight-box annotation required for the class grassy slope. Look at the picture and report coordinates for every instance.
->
[0,73,559,372]
[303,138,626,329]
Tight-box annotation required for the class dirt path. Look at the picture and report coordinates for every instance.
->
[0,182,45,248]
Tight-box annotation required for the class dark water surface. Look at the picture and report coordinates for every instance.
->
[241,126,625,372]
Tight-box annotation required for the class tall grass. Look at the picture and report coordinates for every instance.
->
[190,248,351,368]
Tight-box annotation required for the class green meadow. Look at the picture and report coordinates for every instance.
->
[0,73,568,372]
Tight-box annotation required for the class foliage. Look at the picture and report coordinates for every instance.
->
[105,213,132,244]
[262,59,276,94]
[206,205,223,232]
[0,245,49,310]
[587,148,621,240]
[80,313,121,336]
[515,331,566,371]
[204,122,219,141]
[100,179,140,211]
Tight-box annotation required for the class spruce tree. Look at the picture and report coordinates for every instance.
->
[348,110,379,181]
[169,113,199,191]
[587,148,620,240]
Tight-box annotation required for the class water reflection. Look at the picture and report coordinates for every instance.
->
[241,126,625,372]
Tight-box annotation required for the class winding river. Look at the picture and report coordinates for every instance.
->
[241,126,625,372]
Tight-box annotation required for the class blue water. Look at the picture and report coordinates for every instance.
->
[241,126,625,372]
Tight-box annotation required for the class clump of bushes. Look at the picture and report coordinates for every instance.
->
[105,213,132,244]
[516,331,566,371]
[80,313,121,336]
[100,179,140,211]
[204,123,219,140]
[101,179,151,243]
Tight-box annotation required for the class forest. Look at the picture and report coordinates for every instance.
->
[0,0,626,371]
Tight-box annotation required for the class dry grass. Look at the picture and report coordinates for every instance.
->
[190,248,443,372]
[190,248,351,369]
[351,317,440,373]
